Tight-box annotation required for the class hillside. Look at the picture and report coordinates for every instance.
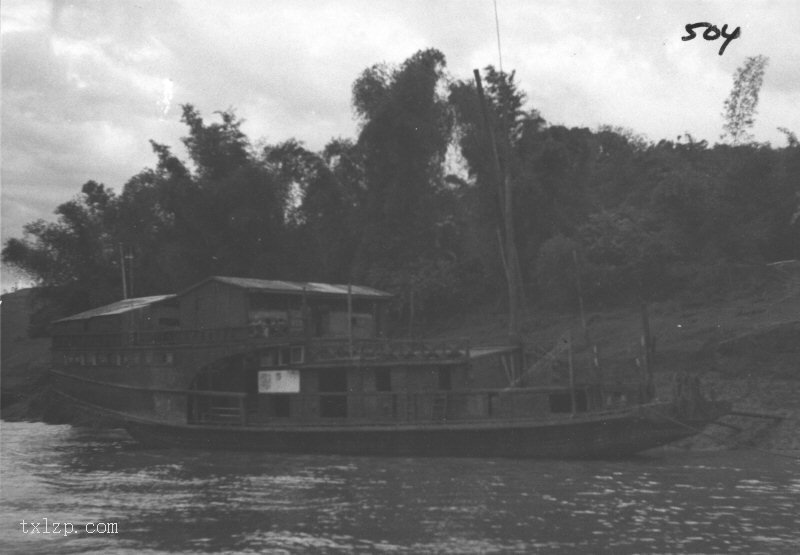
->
[425,261,800,453]
[423,261,800,374]
[1,288,51,410]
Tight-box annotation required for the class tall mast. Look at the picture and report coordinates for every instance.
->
[473,69,523,337]
[118,243,128,299]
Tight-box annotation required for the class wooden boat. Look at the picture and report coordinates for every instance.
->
[48,276,728,458]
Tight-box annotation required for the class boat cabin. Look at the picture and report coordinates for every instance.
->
[50,276,637,431]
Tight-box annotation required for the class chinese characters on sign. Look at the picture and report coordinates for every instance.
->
[258,370,300,393]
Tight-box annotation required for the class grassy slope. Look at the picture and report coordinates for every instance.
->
[425,263,800,378]
[423,263,800,453]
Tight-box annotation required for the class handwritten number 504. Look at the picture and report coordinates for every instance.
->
[682,23,741,56]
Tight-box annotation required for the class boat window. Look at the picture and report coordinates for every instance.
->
[375,368,392,392]
[437,368,451,391]
[270,395,291,417]
[260,351,277,367]
[290,346,305,364]
[320,395,347,418]
[250,293,299,310]
[319,368,348,418]
[314,306,330,337]
[279,347,291,366]
[319,368,347,392]
[549,390,588,413]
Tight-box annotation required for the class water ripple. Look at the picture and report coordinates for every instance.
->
[2,422,799,554]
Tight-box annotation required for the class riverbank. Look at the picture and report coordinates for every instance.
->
[653,372,800,455]
[1,289,50,418]
[420,263,800,455]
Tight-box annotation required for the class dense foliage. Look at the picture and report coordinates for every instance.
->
[4,50,799,334]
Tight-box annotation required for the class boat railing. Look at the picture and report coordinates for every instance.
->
[188,390,248,426]
[306,338,471,363]
[52,329,472,363]
[184,384,640,427]
[51,325,299,349]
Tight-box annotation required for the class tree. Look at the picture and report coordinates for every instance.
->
[577,207,678,302]
[721,55,769,145]
[168,106,291,280]
[1,181,121,332]
[180,105,251,180]
[351,49,457,316]
[451,67,554,326]
[292,138,365,281]
[449,70,524,266]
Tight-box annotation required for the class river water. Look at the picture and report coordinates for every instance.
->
[1,422,798,554]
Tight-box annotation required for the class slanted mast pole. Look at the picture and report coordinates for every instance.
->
[118,243,128,299]
[640,301,654,400]
[473,69,522,337]
[568,331,577,416]
[126,246,134,298]
[347,283,354,358]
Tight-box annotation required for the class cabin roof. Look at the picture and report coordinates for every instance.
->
[182,276,393,300]
[53,295,176,323]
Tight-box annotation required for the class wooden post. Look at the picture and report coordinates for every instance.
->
[347,283,354,358]
[302,285,310,341]
[407,289,415,338]
[119,244,128,299]
[573,250,587,339]
[640,301,653,400]
[593,344,604,407]
[568,331,576,415]
[126,246,134,298]
[191,393,198,423]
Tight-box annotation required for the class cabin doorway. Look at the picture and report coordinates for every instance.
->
[187,353,255,424]
[437,367,451,391]
[318,368,347,418]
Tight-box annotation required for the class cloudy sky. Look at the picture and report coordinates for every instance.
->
[2,0,799,288]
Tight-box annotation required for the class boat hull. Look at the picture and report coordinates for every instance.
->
[65,395,720,459]
[124,419,692,459]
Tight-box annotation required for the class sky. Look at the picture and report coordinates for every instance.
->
[2,0,799,290]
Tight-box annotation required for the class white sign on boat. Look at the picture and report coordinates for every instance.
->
[258,370,300,393]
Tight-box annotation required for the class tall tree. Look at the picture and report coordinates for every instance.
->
[721,55,769,145]
[2,181,121,332]
[174,106,290,280]
[351,48,455,311]
[298,138,365,281]
[451,67,550,330]
[180,105,251,180]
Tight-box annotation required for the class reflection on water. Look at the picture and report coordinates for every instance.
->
[1,422,798,554]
